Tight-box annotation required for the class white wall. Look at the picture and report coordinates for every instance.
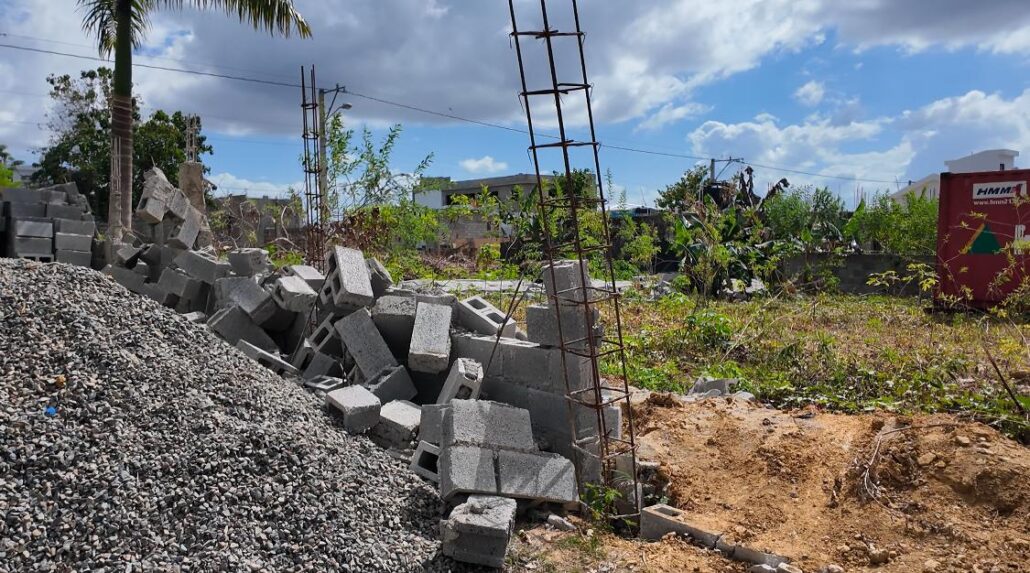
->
[944,149,1019,173]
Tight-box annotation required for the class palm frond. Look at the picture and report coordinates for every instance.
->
[77,0,153,55]
[155,0,311,37]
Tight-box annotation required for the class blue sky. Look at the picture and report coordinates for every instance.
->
[2,0,1029,208]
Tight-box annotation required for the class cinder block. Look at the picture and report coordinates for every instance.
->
[439,445,498,500]
[371,295,416,357]
[541,259,592,304]
[456,296,516,337]
[283,264,324,290]
[235,339,300,377]
[301,350,342,380]
[0,187,44,203]
[158,267,203,300]
[45,203,84,220]
[326,385,381,433]
[55,217,96,236]
[496,449,578,503]
[226,279,277,325]
[55,250,91,267]
[451,333,504,380]
[136,167,175,223]
[165,189,190,221]
[335,308,397,381]
[173,250,232,284]
[418,403,450,446]
[309,314,343,356]
[442,399,536,452]
[103,265,146,294]
[366,257,393,298]
[8,217,53,238]
[6,236,52,256]
[371,400,421,450]
[133,261,149,276]
[324,246,374,307]
[207,305,278,353]
[440,495,517,568]
[37,187,69,204]
[410,440,441,482]
[182,311,207,323]
[408,302,452,373]
[166,205,202,249]
[304,375,345,393]
[496,338,554,391]
[273,275,318,313]
[525,303,601,349]
[640,504,721,547]
[227,248,270,277]
[436,358,483,403]
[141,282,178,306]
[367,365,417,403]
[416,292,457,307]
[3,201,45,218]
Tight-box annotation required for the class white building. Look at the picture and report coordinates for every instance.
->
[890,148,1020,202]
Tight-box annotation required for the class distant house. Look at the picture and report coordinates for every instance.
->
[891,149,1020,202]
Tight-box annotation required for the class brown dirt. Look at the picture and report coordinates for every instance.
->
[510,395,1029,572]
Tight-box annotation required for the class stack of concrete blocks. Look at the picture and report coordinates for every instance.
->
[0,183,96,265]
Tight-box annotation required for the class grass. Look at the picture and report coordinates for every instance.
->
[485,289,1029,442]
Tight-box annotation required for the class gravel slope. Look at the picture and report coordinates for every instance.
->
[0,260,458,571]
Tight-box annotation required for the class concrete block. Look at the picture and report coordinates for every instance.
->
[283,264,324,290]
[526,303,601,349]
[210,276,253,312]
[235,339,300,377]
[55,250,92,267]
[304,375,345,393]
[165,189,190,221]
[182,311,207,323]
[451,333,504,379]
[141,282,177,306]
[409,440,441,482]
[439,445,498,500]
[326,385,381,433]
[115,244,144,267]
[440,495,517,568]
[640,504,721,547]
[496,338,555,391]
[335,308,397,381]
[6,236,52,256]
[456,296,516,337]
[103,265,146,294]
[301,351,342,380]
[541,259,592,304]
[136,168,175,223]
[365,257,393,298]
[207,305,278,353]
[166,205,202,249]
[0,187,44,203]
[367,365,417,403]
[55,217,96,237]
[408,302,452,373]
[132,261,149,276]
[227,248,270,277]
[496,449,578,503]
[436,358,483,403]
[371,295,416,358]
[690,377,735,396]
[324,246,374,307]
[8,217,53,238]
[45,203,84,220]
[291,339,316,370]
[418,403,450,446]
[442,399,536,452]
[3,201,45,218]
[309,315,343,357]
[158,267,203,300]
[371,400,421,450]
[173,250,232,284]
[227,279,277,325]
[273,275,317,313]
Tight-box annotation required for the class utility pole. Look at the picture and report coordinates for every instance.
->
[317,84,351,223]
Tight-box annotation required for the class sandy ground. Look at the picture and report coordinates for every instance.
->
[509,394,1029,573]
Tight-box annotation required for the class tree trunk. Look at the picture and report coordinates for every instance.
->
[108,0,134,243]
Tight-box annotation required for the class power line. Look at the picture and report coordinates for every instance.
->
[0,41,900,186]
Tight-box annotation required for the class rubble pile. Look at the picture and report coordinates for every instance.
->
[0,183,96,265]
[0,259,448,571]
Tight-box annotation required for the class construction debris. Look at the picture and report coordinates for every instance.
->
[1,183,95,264]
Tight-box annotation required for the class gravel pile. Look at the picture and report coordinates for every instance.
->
[0,259,464,571]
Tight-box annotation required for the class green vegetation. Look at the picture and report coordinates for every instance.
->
[599,292,1028,441]
[0,144,21,188]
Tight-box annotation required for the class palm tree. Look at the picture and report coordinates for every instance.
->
[78,0,310,242]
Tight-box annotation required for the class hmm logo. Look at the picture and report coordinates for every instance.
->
[972,180,1027,201]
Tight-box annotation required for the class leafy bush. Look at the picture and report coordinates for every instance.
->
[846,192,938,255]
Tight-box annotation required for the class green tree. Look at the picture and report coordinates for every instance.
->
[1,144,23,188]
[655,165,707,212]
[847,192,938,255]
[77,0,310,242]
[33,69,212,217]
[763,186,847,250]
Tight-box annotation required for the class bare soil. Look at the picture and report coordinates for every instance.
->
[511,394,1029,572]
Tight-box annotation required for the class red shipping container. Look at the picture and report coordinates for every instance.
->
[936,169,1030,307]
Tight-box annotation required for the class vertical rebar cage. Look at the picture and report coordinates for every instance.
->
[507,0,640,520]
[300,66,326,271]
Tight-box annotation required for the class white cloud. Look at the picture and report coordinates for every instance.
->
[794,80,825,107]
[637,102,711,131]
[459,155,508,175]
[208,172,301,198]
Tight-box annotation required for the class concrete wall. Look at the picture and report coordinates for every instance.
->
[779,253,935,295]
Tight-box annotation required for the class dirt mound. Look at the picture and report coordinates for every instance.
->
[633,394,1029,572]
